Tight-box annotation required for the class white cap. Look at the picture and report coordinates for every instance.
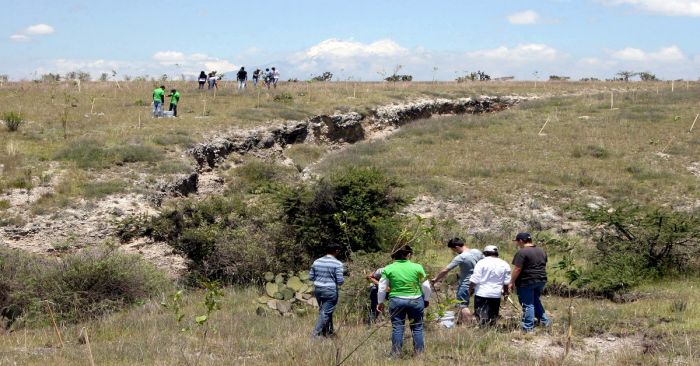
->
[483,245,498,253]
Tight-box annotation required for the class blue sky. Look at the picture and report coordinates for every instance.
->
[1,0,699,81]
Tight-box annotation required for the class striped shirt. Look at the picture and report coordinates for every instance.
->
[309,255,344,289]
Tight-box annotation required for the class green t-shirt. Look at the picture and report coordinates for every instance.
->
[170,91,180,105]
[153,88,164,102]
[381,260,427,298]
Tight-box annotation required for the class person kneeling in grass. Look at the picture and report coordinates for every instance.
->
[469,245,511,327]
[377,245,431,357]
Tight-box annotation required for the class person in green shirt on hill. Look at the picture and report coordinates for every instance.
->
[152,85,165,117]
[377,245,432,357]
[167,89,180,117]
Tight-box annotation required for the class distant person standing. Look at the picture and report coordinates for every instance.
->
[152,85,165,117]
[252,69,261,87]
[271,67,280,88]
[198,71,207,89]
[431,237,484,325]
[167,89,180,117]
[264,68,273,89]
[309,244,345,338]
[509,232,551,332]
[469,245,511,327]
[377,245,431,357]
[236,67,248,90]
[208,72,218,90]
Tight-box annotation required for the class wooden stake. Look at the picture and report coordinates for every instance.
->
[538,117,550,135]
[565,304,574,358]
[82,327,96,366]
[138,112,141,129]
[45,301,64,348]
[610,91,614,110]
[672,80,674,93]
[690,113,699,132]
[202,99,207,116]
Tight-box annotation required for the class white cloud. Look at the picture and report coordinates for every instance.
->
[611,46,686,62]
[466,44,562,61]
[599,0,700,16]
[151,51,237,73]
[9,34,31,42]
[299,39,407,59]
[8,23,55,42]
[25,24,55,35]
[507,10,541,24]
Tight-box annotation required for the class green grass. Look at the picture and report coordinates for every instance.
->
[315,87,700,207]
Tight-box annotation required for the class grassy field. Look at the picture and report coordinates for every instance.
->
[1,80,699,365]
[0,277,696,365]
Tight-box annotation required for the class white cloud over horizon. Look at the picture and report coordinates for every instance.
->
[9,23,55,42]
[8,40,698,82]
[610,45,686,62]
[599,0,700,16]
[507,10,541,24]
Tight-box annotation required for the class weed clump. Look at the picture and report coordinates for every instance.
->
[2,111,24,132]
[0,246,169,326]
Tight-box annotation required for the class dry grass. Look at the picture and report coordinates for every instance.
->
[0,277,696,365]
[316,86,700,207]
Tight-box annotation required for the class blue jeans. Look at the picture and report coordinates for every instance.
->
[456,284,470,308]
[312,287,338,337]
[389,297,425,356]
[516,282,550,331]
[153,101,162,117]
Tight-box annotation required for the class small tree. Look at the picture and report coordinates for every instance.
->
[99,73,109,82]
[639,72,658,81]
[311,71,333,82]
[616,71,638,82]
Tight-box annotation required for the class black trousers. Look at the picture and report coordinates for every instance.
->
[368,287,379,324]
[474,295,501,327]
[169,103,177,117]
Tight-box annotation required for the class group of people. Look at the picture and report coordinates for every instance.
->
[151,85,180,117]
[237,67,280,90]
[309,232,550,357]
[198,71,220,90]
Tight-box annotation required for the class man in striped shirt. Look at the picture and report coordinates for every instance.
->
[309,243,345,337]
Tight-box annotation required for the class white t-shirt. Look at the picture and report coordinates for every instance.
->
[469,256,512,299]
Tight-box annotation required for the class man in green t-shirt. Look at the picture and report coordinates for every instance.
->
[377,245,431,357]
[167,89,180,117]
[152,85,165,117]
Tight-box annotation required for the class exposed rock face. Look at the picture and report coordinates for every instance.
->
[160,96,531,198]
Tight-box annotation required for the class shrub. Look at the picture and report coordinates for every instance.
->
[575,203,700,293]
[278,166,406,259]
[273,92,294,103]
[2,111,24,132]
[135,195,304,285]
[310,72,333,82]
[385,74,413,82]
[0,246,169,325]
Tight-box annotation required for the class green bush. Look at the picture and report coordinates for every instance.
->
[2,111,24,132]
[574,203,700,293]
[134,195,304,284]
[0,246,169,325]
[278,166,406,259]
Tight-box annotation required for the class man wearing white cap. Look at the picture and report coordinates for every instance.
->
[468,245,512,327]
